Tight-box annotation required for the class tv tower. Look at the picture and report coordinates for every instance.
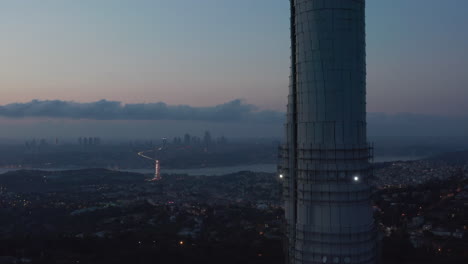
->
[280,1,378,264]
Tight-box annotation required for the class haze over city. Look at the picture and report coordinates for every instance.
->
[1,0,468,139]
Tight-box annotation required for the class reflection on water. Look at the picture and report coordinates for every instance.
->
[131,164,278,176]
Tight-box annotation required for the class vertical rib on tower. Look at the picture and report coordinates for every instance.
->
[280,1,378,263]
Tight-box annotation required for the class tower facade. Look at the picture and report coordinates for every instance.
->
[280,1,378,263]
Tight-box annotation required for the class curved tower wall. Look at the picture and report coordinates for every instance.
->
[282,1,378,263]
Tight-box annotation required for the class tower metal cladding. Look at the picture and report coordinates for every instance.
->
[280,0,378,263]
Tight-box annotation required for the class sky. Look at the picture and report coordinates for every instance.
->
[0,0,467,139]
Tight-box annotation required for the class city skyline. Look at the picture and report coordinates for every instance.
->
[1,0,468,116]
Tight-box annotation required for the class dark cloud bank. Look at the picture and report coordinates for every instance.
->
[1,100,467,138]
[0,99,283,123]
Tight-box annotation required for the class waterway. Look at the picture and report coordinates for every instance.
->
[0,156,424,176]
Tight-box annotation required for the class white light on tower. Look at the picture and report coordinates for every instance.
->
[354,176,360,182]
[279,174,284,179]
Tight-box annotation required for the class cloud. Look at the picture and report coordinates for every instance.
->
[0,99,285,123]
[1,100,467,138]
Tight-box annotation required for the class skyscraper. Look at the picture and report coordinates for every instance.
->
[280,1,378,263]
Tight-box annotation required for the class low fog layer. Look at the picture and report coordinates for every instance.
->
[0,100,467,140]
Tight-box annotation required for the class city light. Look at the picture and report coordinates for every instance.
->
[353,176,360,182]
[179,241,184,245]
[279,174,284,179]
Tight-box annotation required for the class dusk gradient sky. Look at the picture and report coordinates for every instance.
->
[1,0,467,116]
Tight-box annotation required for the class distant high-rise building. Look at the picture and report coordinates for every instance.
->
[280,1,378,264]
[184,133,191,145]
[191,136,200,145]
[39,139,47,146]
[203,131,212,146]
